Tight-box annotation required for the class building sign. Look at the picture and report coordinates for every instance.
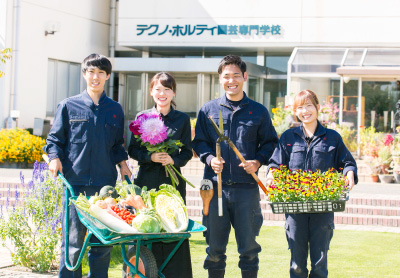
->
[136,24,281,37]
[118,19,286,47]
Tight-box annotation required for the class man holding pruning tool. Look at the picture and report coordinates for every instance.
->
[193,55,278,278]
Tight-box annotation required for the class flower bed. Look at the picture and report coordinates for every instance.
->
[0,128,45,164]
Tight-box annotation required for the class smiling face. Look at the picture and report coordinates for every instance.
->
[295,98,320,124]
[83,66,110,94]
[150,80,176,109]
[219,64,248,101]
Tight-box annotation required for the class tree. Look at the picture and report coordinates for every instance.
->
[0,48,12,78]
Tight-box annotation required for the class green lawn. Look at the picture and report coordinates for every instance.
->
[83,226,400,278]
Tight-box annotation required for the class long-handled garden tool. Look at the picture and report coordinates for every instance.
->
[215,111,224,216]
[208,114,268,195]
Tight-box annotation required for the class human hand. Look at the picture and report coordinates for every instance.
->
[265,168,275,186]
[346,171,355,190]
[161,155,174,166]
[239,160,261,174]
[119,161,132,181]
[49,158,62,177]
[210,157,225,174]
[151,152,169,164]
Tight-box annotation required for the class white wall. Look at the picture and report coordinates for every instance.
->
[0,0,12,128]
[1,0,111,129]
[118,0,400,48]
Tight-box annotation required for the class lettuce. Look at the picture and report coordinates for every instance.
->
[149,184,189,233]
[131,208,162,233]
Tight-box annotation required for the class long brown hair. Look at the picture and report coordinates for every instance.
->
[149,72,177,108]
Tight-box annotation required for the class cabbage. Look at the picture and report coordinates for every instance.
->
[149,184,188,233]
[131,208,162,233]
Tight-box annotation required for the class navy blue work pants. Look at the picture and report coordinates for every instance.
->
[285,213,335,278]
[59,186,112,278]
[203,186,263,271]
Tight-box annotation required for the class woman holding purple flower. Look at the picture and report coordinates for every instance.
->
[128,72,193,278]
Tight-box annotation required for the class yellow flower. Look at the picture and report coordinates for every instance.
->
[0,128,45,164]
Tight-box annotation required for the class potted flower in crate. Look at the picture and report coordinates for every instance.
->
[365,157,381,182]
[266,166,349,214]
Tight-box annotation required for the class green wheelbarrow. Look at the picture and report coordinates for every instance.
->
[50,160,206,278]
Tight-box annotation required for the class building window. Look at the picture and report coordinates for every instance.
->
[204,50,257,64]
[265,54,290,75]
[46,59,82,116]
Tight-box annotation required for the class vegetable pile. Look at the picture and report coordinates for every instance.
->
[73,183,189,234]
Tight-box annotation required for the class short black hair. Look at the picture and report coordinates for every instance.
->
[81,53,112,75]
[217,55,247,76]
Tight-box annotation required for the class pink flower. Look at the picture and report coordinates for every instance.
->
[384,134,394,146]
[129,112,161,135]
[139,117,168,145]
[129,121,141,135]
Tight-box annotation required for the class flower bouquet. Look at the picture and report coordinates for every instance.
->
[266,165,349,214]
[129,112,195,188]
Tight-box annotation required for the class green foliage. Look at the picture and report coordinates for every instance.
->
[331,124,358,152]
[135,134,182,155]
[359,126,383,157]
[378,146,392,165]
[0,48,12,78]
[0,162,63,272]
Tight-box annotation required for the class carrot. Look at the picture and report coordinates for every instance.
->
[126,194,146,210]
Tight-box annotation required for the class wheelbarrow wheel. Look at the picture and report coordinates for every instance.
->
[122,245,158,278]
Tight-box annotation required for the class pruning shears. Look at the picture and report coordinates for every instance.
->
[208,113,268,195]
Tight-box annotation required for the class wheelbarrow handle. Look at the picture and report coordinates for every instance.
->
[42,154,90,271]
[116,164,133,184]
[42,154,76,197]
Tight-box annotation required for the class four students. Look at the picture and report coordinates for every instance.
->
[44,54,357,278]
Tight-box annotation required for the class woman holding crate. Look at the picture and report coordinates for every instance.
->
[266,89,357,278]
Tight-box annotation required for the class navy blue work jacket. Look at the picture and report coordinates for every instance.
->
[268,122,358,184]
[43,90,128,187]
[192,92,278,187]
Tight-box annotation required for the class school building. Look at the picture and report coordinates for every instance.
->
[1,0,400,142]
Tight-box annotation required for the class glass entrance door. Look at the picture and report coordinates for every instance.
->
[124,74,143,147]
[171,73,198,118]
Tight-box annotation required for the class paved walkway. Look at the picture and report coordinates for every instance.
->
[1,168,400,276]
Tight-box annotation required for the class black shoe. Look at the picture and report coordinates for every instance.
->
[208,269,225,278]
[241,270,258,278]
